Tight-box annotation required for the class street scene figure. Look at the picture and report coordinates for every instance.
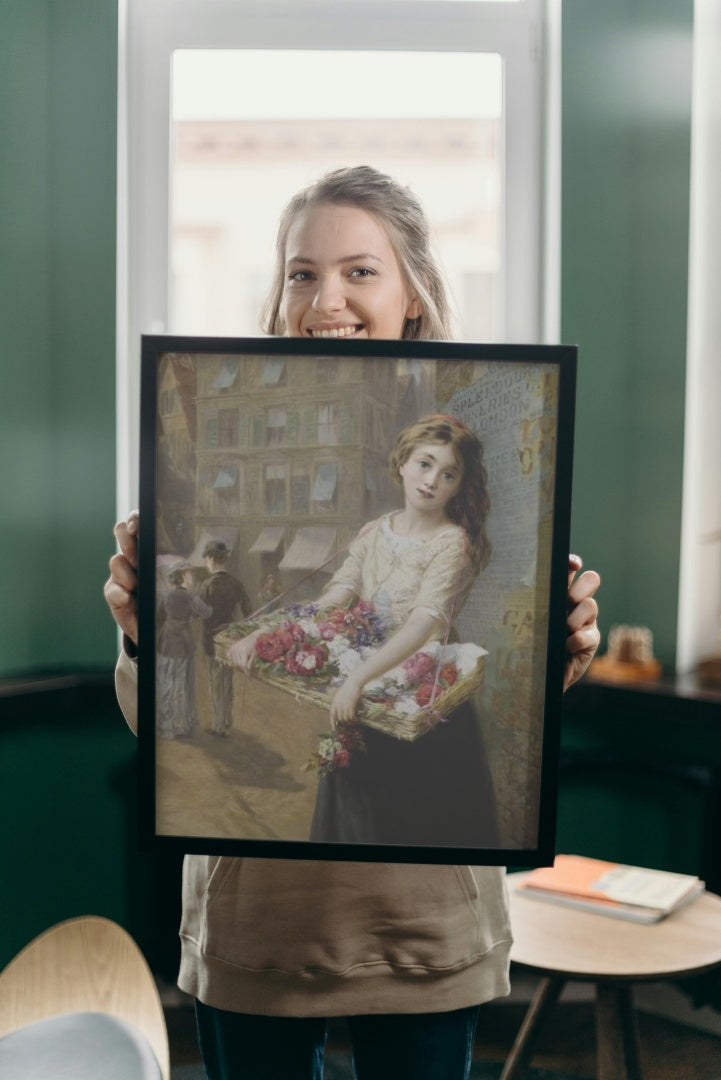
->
[156,562,212,739]
[199,540,252,736]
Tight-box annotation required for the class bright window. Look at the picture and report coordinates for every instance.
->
[118,0,557,509]
[170,49,503,343]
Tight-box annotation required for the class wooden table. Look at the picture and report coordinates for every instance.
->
[503,873,721,1080]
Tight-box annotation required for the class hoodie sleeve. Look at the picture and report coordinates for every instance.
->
[115,647,139,736]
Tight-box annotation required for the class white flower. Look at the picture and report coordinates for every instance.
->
[298,651,320,671]
[327,635,353,660]
[393,697,421,716]
[297,618,320,639]
[381,661,409,687]
[447,643,488,676]
[336,649,363,677]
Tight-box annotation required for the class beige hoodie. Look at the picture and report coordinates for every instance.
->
[116,651,512,1016]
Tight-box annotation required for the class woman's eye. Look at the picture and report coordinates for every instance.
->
[288,270,313,283]
[349,267,374,279]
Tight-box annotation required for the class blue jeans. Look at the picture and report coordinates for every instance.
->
[195,1000,481,1080]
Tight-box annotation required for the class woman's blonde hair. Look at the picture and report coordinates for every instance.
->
[262,165,453,341]
[389,414,492,573]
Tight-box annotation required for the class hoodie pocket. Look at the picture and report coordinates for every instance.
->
[183,857,508,976]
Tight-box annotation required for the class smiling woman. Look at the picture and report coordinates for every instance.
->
[263,167,450,341]
[281,205,421,340]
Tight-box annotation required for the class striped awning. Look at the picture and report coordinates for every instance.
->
[249,525,286,554]
[279,527,338,571]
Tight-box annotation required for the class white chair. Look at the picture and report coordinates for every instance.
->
[0,915,170,1079]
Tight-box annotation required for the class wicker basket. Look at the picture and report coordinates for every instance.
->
[214,622,486,742]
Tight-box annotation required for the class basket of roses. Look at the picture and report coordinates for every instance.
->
[214,600,487,745]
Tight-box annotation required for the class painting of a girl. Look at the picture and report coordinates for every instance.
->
[229,413,498,848]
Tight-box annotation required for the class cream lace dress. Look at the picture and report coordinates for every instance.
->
[310,513,499,850]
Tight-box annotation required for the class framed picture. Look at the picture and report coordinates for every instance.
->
[138,335,576,865]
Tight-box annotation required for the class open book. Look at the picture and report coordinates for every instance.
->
[516,854,705,923]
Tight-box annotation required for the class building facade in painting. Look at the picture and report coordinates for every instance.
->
[158,351,435,606]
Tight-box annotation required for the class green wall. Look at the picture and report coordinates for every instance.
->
[0,0,118,675]
[0,681,183,974]
[562,0,693,669]
[0,1,693,677]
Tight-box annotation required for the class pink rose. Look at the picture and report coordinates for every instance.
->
[403,651,437,682]
[333,749,351,768]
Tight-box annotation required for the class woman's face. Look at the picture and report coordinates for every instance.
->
[281,203,421,340]
[399,442,463,515]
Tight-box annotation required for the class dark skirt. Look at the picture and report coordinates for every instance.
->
[310,702,498,850]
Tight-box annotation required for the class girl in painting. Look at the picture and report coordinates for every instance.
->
[156,562,211,739]
[229,412,497,848]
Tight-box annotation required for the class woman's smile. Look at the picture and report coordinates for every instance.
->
[307,323,364,339]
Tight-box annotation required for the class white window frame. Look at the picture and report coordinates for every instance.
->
[117,0,559,511]
[676,0,721,674]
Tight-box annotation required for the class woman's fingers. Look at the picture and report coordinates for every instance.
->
[564,560,601,690]
[104,512,140,644]
[113,511,139,568]
[567,552,583,586]
[568,572,601,627]
[103,560,138,643]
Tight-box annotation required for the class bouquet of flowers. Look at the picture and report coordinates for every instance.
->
[359,640,488,730]
[303,726,367,778]
[215,601,487,770]
[247,600,386,684]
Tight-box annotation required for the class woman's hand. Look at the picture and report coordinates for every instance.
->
[564,554,601,691]
[104,511,140,646]
[228,630,262,675]
[329,676,363,730]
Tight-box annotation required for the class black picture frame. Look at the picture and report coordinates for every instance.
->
[138,335,576,865]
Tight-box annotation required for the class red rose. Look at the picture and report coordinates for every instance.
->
[275,628,298,651]
[284,643,328,676]
[333,749,351,768]
[415,681,441,707]
[439,663,458,686]
[255,632,284,662]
